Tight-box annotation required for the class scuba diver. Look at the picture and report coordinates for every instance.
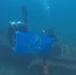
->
[7,21,29,49]
[42,26,58,75]
[8,5,29,49]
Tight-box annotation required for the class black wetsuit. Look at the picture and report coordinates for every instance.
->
[8,25,16,47]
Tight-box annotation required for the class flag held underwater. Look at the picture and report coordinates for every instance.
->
[14,31,55,54]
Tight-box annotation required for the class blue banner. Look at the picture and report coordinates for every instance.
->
[14,31,55,54]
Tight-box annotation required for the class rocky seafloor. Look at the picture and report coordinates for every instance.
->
[0,36,76,75]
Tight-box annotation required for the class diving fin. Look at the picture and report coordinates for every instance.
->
[21,6,27,24]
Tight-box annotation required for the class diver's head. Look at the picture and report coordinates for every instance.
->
[9,21,17,28]
[46,28,58,42]
[17,21,29,32]
[47,28,55,37]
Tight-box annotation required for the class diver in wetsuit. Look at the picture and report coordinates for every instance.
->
[8,5,28,49]
[42,27,57,75]
[8,21,29,49]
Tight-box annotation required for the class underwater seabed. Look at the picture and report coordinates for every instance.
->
[0,37,76,75]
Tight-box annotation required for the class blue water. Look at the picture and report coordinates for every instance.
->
[0,0,76,75]
[0,0,76,44]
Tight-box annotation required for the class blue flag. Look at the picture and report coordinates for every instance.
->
[14,31,55,54]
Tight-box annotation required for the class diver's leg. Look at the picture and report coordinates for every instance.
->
[43,53,49,75]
